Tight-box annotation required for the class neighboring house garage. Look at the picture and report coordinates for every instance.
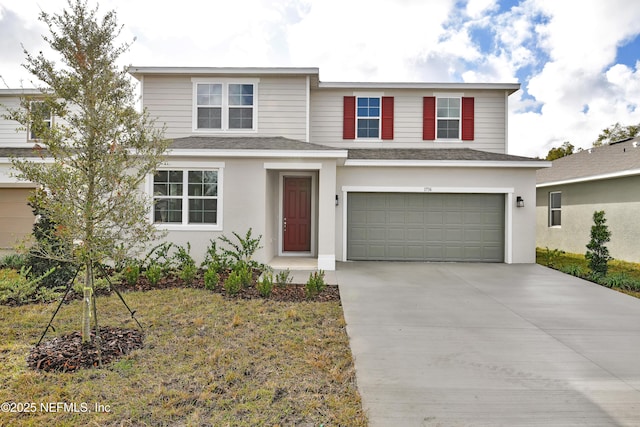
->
[0,187,34,249]
[347,192,505,262]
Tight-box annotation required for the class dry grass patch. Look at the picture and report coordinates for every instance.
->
[0,288,367,426]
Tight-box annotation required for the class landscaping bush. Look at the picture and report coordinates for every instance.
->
[219,228,263,271]
[544,247,565,269]
[305,270,326,299]
[174,243,197,286]
[0,266,57,305]
[224,270,243,295]
[598,273,640,291]
[122,261,141,286]
[142,242,177,274]
[559,264,586,278]
[144,262,163,286]
[275,269,293,287]
[256,272,274,297]
[585,210,612,277]
[0,253,27,270]
[204,268,219,291]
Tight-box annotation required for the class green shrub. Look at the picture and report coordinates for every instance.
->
[204,268,219,291]
[275,269,293,287]
[256,272,274,297]
[305,270,326,299]
[559,264,586,278]
[224,270,243,296]
[201,239,229,270]
[219,228,263,270]
[599,272,640,291]
[142,242,177,274]
[144,262,163,286]
[544,247,565,269]
[122,262,141,286]
[0,266,56,305]
[585,210,612,277]
[232,261,253,288]
[0,253,26,270]
[72,271,111,294]
[172,243,197,286]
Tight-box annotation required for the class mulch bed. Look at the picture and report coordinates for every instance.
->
[27,269,338,372]
[27,327,144,373]
[107,270,341,303]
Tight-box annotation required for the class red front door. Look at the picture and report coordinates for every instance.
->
[283,176,312,252]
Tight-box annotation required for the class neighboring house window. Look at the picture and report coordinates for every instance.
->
[436,97,460,139]
[343,96,394,140]
[423,96,474,141]
[194,81,256,131]
[357,97,380,138]
[153,169,220,226]
[28,101,52,141]
[549,192,561,227]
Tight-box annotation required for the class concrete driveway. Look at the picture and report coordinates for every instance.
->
[336,262,640,426]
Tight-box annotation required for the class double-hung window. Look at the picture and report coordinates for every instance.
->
[28,101,52,141]
[194,80,256,131]
[356,97,380,138]
[153,169,221,228]
[549,192,561,227]
[436,97,460,139]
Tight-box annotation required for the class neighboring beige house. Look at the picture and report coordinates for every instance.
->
[1,68,548,269]
[536,137,640,263]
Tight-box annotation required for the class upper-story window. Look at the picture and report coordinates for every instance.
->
[549,192,561,227]
[193,79,257,132]
[436,97,460,139]
[28,101,52,141]
[357,97,380,138]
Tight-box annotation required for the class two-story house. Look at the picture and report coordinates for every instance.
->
[0,68,547,269]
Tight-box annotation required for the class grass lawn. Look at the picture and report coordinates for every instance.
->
[0,288,367,426]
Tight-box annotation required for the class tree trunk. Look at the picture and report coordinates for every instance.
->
[82,261,93,344]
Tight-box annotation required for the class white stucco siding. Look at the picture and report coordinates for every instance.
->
[310,89,507,153]
[141,75,308,141]
[336,166,537,263]
[536,175,640,263]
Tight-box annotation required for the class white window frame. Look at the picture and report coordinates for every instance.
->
[435,94,462,140]
[549,191,561,227]
[192,78,259,133]
[28,100,53,141]
[150,164,224,231]
[356,96,381,139]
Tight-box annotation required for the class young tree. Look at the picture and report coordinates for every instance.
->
[585,211,612,277]
[6,0,168,343]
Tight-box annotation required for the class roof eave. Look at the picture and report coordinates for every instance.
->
[537,168,640,187]
[345,159,550,167]
[127,66,320,80]
[166,149,348,159]
[318,81,521,94]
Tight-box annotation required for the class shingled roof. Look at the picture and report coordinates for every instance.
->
[537,137,640,185]
[347,148,539,162]
[169,136,339,151]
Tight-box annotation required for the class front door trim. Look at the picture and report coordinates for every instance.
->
[278,171,316,257]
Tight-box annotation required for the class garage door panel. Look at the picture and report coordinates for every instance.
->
[347,192,504,262]
[0,188,35,248]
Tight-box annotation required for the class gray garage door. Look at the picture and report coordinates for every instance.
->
[347,192,505,262]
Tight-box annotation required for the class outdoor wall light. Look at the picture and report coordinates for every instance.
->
[516,196,525,208]
[335,194,339,206]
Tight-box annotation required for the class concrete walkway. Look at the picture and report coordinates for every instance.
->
[336,262,640,426]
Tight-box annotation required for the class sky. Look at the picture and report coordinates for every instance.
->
[1,0,639,158]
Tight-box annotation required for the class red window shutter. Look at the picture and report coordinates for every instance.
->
[343,96,356,139]
[423,97,436,140]
[381,96,394,140]
[461,97,474,141]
